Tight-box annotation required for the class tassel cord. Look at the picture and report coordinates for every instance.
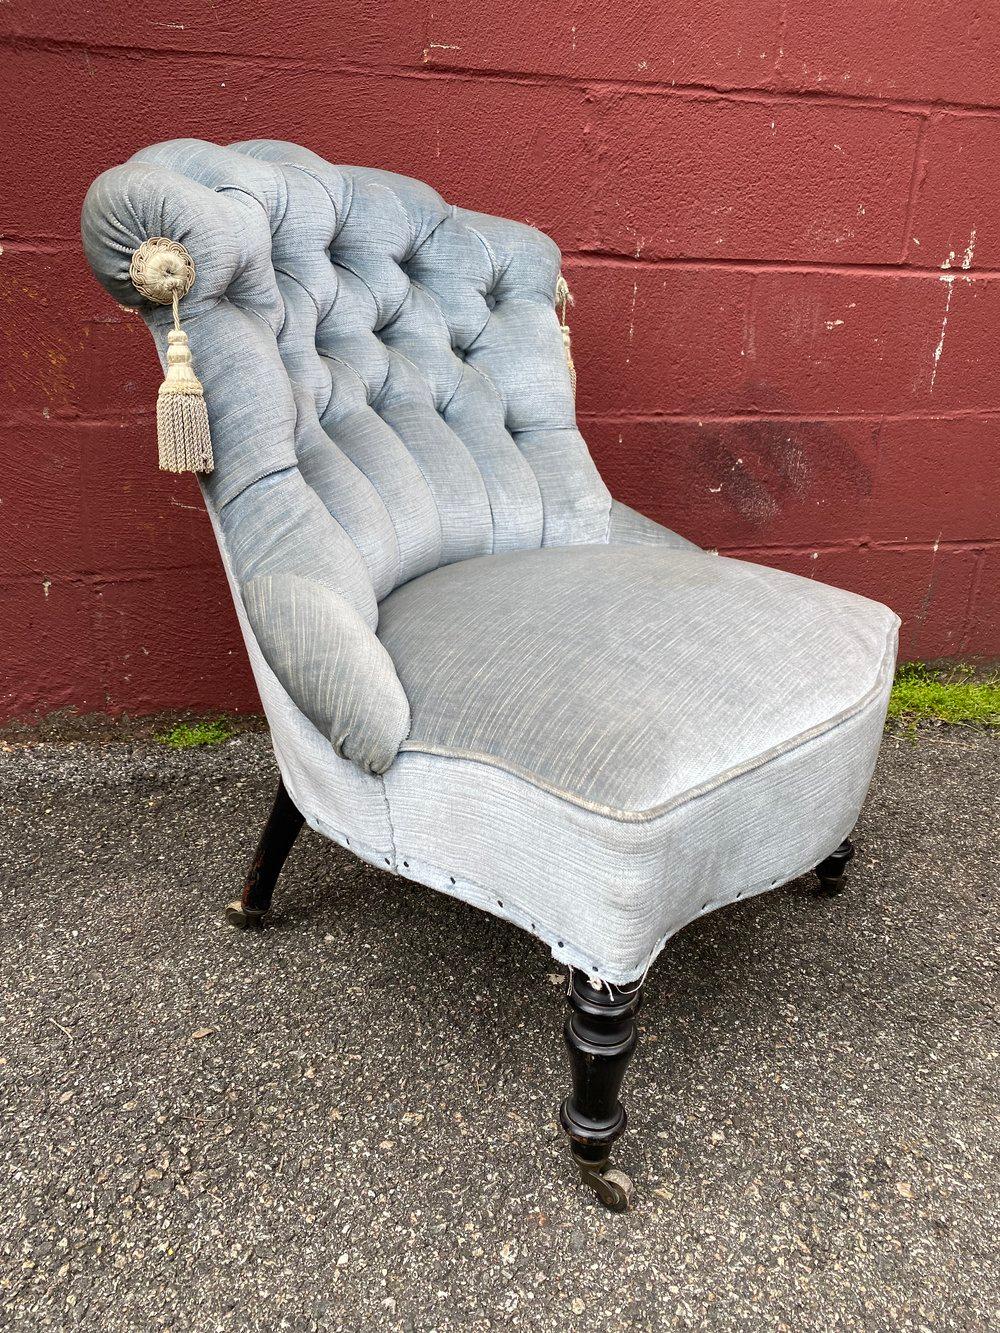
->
[129,236,214,475]
[556,274,577,397]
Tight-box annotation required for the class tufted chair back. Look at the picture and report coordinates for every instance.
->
[82,139,621,772]
[84,140,611,602]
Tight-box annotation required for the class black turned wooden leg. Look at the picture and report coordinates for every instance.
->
[225,779,304,928]
[559,969,642,1212]
[814,838,855,896]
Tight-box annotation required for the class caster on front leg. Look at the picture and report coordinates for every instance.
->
[814,838,855,896]
[571,1148,635,1212]
[560,970,642,1212]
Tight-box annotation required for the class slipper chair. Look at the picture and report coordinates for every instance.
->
[82,139,898,1210]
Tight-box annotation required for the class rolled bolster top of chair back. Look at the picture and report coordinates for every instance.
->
[81,139,613,770]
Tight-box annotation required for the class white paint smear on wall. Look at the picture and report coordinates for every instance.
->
[930,227,976,392]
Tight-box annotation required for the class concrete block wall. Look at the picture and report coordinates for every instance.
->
[2,2,998,716]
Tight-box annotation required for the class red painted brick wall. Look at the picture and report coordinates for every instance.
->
[2,2,998,719]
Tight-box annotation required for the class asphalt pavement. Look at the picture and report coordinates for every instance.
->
[1,725,996,1330]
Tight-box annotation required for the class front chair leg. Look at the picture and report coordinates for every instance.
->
[559,969,642,1212]
[225,778,304,928]
[814,837,855,896]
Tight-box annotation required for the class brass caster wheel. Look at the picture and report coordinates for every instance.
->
[225,899,269,929]
[577,1160,635,1212]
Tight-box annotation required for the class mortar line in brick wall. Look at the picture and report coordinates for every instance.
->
[13,407,1000,436]
[15,232,1000,280]
[773,0,789,83]
[2,541,995,598]
[899,114,931,264]
[0,565,221,589]
[5,409,156,429]
[865,419,885,553]
[563,252,1000,279]
[9,406,1000,434]
[0,235,79,252]
[82,574,114,713]
[9,34,1000,122]
[718,538,1000,556]
[320,62,1000,122]
[869,540,996,554]
[958,552,986,655]
[579,409,1000,424]
[4,540,997,590]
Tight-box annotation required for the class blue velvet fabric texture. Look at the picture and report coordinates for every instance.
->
[81,140,899,981]
[82,139,620,768]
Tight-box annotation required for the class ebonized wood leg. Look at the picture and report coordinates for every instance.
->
[814,838,855,896]
[225,779,304,928]
[559,969,642,1212]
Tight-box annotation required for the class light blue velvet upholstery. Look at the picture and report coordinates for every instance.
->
[380,546,897,816]
[82,140,899,983]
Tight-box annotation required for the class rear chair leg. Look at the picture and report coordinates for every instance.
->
[559,969,642,1212]
[814,837,855,896]
[226,779,304,928]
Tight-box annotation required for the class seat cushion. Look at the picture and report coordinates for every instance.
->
[368,544,897,982]
[377,545,898,818]
[244,542,896,986]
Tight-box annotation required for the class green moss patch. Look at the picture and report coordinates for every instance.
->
[888,663,1000,728]
[155,719,236,749]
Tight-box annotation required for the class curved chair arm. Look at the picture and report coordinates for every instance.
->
[607,500,699,552]
[242,574,411,775]
[82,147,410,776]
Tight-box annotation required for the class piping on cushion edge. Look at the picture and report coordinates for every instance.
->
[392,620,899,823]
